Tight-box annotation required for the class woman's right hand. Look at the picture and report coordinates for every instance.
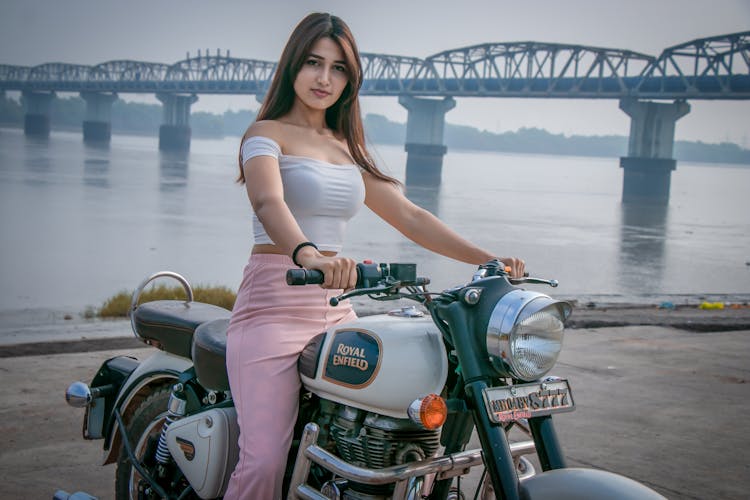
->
[294,248,358,290]
[497,256,526,278]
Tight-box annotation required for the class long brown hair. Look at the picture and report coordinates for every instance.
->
[237,12,399,185]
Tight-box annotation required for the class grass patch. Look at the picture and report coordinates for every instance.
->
[99,284,236,318]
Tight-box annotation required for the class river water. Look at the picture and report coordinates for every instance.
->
[1,127,749,313]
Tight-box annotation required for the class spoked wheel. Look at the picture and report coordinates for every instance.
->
[114,387,194,500]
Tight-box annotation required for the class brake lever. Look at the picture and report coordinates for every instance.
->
[329,275,431,306]
[329,282,400,306]
[508,276,559,288]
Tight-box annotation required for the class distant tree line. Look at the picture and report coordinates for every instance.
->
[0,94,254,138]
[365,113,750,165]
[1,95,748,164]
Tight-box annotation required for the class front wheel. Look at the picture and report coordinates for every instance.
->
[114,386,194,500]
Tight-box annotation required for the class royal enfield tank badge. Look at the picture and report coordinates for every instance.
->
[323,329,382,388]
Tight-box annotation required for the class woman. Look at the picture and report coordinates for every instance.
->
[225,12,525,499]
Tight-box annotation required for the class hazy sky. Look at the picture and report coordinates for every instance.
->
[2,0,749,144]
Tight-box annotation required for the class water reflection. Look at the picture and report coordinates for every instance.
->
[405,183,441,216]
[618,202,669,294]
[83,140,110,152]
[159,151,189,192]
[23,138,51,187]
[83,158,110,188]
[159,151,189,218]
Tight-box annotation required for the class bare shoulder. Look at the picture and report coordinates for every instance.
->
[244,120,285,144]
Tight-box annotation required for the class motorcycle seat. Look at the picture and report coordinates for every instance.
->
[132,300,231,359]
[192,318,230,392]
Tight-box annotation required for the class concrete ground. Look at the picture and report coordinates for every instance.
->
[0,318,748,499]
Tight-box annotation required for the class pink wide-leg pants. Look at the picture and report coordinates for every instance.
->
[223,254,356,500]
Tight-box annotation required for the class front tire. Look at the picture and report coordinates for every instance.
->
[114,386,192,499]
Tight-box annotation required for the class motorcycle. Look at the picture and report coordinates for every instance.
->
[62,260,665,499]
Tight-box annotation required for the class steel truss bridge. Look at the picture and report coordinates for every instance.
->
[1,31,748,99]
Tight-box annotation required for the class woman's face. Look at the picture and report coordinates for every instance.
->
[293,37,350,113]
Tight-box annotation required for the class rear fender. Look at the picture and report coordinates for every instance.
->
[519,467,665,499]
[83,356,139,440]
[101,351,193,465]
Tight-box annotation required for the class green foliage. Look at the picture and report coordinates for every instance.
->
[111,99,161,133]
[192,111,224,137]
[364,113,405,145]
[674,140,750,163]
[222,109,257,137]
[51,96,85,126]
[99,284,236,318]
[0,94,23,124]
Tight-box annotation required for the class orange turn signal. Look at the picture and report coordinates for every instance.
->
[408,394,448,430]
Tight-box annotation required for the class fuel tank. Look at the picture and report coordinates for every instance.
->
[299,311,448,419]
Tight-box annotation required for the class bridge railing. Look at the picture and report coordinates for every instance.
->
[407,42,655,97]
[91,60,171,87]
[635,31,750,98]
[1,31,748,99]
[0,64,30,87]
[162,55,277,93]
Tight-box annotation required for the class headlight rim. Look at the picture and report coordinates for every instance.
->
[486,289,571,382]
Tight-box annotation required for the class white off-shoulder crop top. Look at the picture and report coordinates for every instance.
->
[240,135,366,253]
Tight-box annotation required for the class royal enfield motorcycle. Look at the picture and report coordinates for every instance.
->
[63,260,664,499]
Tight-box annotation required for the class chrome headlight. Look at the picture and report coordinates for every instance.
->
[486,289,572,382]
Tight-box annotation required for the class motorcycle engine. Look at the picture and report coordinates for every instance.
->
[318,402,441,497]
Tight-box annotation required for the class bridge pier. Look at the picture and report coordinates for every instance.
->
[157,93,198,151]
[398,96,455,186]
[81,92,117,143]
[21,91,55,137]
[619,98,690,204]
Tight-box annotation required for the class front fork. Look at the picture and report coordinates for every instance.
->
[464,380,522,500]
[528,415,566,471]
[440,302,566,500]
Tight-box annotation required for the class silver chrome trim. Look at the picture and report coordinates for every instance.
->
[65,381,92,407]
[129,271,194,337]
[463,288,482,305]
[485,289,543,370]
[388,305,425,318]
[485,289,570,381]
[287,423,536,499]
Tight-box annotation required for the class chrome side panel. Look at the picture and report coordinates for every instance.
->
[166,407,239,498]
[101,350,193,465]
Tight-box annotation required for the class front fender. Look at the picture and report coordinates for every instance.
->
[101,350,193,465]
[520,468,665,499]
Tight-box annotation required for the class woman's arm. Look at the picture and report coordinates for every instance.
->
[241,122,358,288]
[243,155,307,254]
[362,173,525,276]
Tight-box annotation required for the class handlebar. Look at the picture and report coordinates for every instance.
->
[285,260,557,306]
[286,262,391,288]
[286,268,325,285]
[286,262,428,306]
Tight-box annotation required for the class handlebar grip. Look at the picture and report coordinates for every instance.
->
[286,268,324,285]
[286,262,386,289]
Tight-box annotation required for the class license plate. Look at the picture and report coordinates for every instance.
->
[483,379,575,424]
